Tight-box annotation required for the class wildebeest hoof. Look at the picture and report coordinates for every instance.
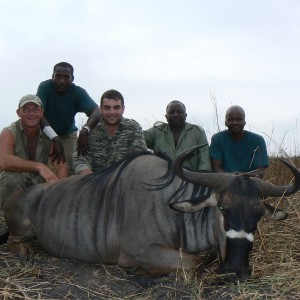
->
[216,265,251,283]
[134,276,157,288]
[126,266,145,276]
[18,242,33,264]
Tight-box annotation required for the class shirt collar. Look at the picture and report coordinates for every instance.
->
[98,116,125,129]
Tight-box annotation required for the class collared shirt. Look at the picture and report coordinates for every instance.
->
[72,117,148,173]
[143,122,211,171]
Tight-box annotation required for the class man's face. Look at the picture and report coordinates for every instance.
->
[17,103,44,128]
[225,109,246,134]
[52,66,73,94]
[165,102,187,128]
[101,98,124,126]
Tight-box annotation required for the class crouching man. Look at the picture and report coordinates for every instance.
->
[0,94,69,208]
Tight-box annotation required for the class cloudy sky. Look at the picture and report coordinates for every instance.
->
[1,0,299,154]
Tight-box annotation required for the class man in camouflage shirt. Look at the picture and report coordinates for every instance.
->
[72,89,147,174]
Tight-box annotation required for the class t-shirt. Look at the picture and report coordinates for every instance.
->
[209,130,269,172]
[37,80,98,136]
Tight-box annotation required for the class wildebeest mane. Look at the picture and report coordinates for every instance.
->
[122,151,212,204]
[76,151,153,187]
[152,151,211,204]
[76,150,211,205]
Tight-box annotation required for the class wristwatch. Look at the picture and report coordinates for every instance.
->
[82,126,90,133]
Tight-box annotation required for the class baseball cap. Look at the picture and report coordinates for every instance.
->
[19,94,43,108]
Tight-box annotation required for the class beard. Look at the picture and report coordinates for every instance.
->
[103,115,122,126]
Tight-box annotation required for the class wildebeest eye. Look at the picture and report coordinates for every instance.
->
[218,206,224,210]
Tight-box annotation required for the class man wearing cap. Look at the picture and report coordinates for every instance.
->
[37,62,101,171]
[0,94,69,207]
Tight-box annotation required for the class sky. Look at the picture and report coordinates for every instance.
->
[0,0,300,155]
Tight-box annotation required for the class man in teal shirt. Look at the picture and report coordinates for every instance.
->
[144,100,211,171]
[209,105,269,178]
[37,62,101,171]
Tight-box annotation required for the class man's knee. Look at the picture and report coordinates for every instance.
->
[0,172,32,207]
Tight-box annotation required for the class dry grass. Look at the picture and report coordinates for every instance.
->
[197,193,300,300]
[0,157,300,299]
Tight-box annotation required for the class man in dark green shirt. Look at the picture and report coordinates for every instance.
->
[144,100,211,171]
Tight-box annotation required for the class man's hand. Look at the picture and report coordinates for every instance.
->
[36,162,59,183]
[77,128,90,156]
[79,169,93,175]
[51,136,65,164]
[40,168,59,183]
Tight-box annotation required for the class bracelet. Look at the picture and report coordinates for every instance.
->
[43,126,58,140]
[82,126,90,133]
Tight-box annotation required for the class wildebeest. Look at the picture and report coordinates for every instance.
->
[3,145,300,282]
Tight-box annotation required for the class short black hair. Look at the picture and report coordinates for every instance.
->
[100,89,124,106]
[166,100,186,112]
[225,105,245,120]
[53,62,74,76]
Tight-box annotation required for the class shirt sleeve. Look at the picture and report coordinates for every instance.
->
[76,88,98,116]
[209,134,223,161]
[72,149,93,174]
[36,82,49,108]
[257,136,269,167]
[132,123,148,151]
[143,127,155,149]
[196,130,211,171]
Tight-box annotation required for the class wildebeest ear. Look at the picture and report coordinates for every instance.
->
[263,202,288,220]
[170,196,217,213]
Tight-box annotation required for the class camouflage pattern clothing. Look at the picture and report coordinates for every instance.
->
[72,117,147,174]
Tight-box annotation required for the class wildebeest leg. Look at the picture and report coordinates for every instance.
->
[195,246,219,273]
[4,191,35,262]
[119,245,200,276]
[6,234,33,263]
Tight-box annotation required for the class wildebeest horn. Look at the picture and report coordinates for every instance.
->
[253,159,300,197]
[174,146,300,197]
[173,145,235,190]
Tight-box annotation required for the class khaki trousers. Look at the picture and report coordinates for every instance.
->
[59,131,77,174]
[0,171,44,207]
